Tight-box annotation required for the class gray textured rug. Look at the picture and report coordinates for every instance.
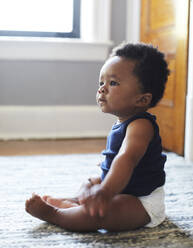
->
[0,152,193,248]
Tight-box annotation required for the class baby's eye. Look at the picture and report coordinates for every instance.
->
[110,81,119,86]
[99,81,104,87]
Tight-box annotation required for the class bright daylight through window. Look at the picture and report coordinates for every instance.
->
[0,0,111,61]
[0,0,80,38]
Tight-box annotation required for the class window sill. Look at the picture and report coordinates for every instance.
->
[0,37,113,61]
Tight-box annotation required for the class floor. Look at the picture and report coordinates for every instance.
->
[1,151,193,248]
[0,138,106,156]
[1,139,193,247]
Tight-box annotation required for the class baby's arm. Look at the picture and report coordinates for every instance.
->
[80,118,154,217]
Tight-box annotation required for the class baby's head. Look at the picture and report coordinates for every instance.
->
[110,43,170,108]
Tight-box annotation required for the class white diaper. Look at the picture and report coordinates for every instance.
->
[138,186,165,228]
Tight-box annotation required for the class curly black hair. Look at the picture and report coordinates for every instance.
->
[110,42,170,107]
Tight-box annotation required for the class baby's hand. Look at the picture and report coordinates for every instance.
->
[79,184,112,218]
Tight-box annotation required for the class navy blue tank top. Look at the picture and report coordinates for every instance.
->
[101,112,166,197]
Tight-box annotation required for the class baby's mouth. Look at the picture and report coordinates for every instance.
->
[98,97,106,103]
[98,98,107,105]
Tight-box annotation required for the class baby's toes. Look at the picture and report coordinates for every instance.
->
[42,195,51,202]
[25,194,39,209]
[30,193,41,203]
[32,193,40,199]
[25,198,33,212]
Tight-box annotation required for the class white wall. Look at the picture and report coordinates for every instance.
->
[0,0,121,139]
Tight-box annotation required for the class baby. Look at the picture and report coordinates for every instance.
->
[25,42,170,232]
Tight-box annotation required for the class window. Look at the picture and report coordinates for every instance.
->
[0,0,112,61]
[0,0,80,38]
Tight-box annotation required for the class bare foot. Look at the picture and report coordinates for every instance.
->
[25,194,57,223]
[42,195,79,209]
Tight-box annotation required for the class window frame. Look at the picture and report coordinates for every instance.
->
[0,0,112,61]
[0,0,81,38]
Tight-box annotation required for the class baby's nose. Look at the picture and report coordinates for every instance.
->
[98,85,106,94]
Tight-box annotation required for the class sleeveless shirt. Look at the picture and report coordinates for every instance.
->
[101,111,166,197]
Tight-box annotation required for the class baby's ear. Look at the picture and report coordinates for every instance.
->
[136,93,152,107]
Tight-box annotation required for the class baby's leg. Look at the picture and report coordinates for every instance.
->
[42,195,79,208]
[25,194,100,231]
[25,193,150,232]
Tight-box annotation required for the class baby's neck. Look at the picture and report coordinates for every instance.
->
[117,108,148,123]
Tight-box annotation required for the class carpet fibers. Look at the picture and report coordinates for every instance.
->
[0,153,193,248]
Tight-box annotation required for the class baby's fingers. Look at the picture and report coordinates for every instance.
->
[82,201,94,216]
[98,202,109,217]
[89,206,96,217]
[99,207,105,218]
[88,200,107,217]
